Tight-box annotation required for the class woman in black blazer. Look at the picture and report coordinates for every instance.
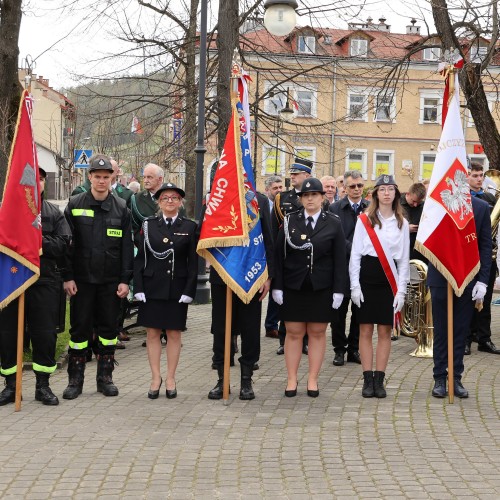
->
[273,178,346,397]
[134,183,198,399]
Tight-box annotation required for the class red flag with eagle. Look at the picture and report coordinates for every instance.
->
[415,53,479,295]
[0,89,42,308]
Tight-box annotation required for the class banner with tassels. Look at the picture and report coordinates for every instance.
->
[197,71,268,303]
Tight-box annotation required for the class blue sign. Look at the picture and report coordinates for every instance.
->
[74,149,93,168]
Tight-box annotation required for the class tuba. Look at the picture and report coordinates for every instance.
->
[484,169,500,260]
[400,259,433,358]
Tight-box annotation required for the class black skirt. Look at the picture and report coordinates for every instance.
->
[281,276,332,323]
[137,298,188,331]
[356,255,394,326]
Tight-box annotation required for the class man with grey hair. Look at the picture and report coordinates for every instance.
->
[328,170,368,366]
[130,163,164,238]
[320,175,337,209]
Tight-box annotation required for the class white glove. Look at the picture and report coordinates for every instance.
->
[495,277,500,290]
[134,292,146,302]
[178,295,193,304]
[350,287,364,308]
[272,289,284,305]
[393,292,405,314]
[332,293,344,309]
[471,281,487,302]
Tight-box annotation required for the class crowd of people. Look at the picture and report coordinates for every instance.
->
[0,153,498,407]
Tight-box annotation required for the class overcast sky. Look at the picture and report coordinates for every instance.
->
[19,0,434,90]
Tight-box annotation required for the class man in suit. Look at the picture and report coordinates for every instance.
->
[328,170,368,366]
[400,182,427,262]
[130,163,164,239]
[263,175,283,339]
[272,157,312,355]
[320,175,337,209]
[429,195,491,398]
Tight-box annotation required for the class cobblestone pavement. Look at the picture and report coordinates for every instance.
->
[0,298,499,499]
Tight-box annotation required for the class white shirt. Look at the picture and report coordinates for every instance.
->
[304,209,321,229]
[349,211,410,293]
[164,215,178,226]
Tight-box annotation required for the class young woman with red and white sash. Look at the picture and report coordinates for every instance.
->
[349,175,410,398]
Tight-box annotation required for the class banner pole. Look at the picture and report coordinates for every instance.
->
[15,293,25,411]
[447,283,454,404]
[223,286,232,404]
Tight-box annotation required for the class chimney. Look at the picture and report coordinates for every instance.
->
[406,18,421,35]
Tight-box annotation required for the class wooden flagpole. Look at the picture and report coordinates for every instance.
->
[15,292,25,411]
[223,286,232,404]
[447,283,454,403]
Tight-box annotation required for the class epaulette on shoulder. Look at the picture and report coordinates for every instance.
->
[179,216,196,226]
[325,211,339,219]
[144,215,157,221]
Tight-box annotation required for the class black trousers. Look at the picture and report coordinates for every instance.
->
[211,284,261,368]
[430,286,474,381]
[468,261,496,345]
[0,283,59,375]
[69,282,120,353]
[331,296,359,354]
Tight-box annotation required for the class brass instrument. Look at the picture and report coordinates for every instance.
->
[400,259,433,358]
[484,170,500,260]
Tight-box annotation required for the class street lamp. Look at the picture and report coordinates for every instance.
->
[194,0,210,304]
[263,0,298,36]
[272,88,295,174]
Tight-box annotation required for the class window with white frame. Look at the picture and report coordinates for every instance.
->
[348,93,368,121]
[420,153,436,180]
[467,95,495,127]
[374,92,395,121]
[423,46,441,61]
[295,89,316,117]
[262,145,286,176]
[470,45,487,63]
[264,86,287,116]
[351,38,368,57]
[294,147,316,173]
[470,155,488,169]
[419,90,442,124]
[297,36,316,54]
[373,150,394,179]
[345,149,368,177]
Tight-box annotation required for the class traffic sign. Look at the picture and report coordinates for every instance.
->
[74,149,93,168]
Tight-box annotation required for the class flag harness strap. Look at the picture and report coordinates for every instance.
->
[143,220,175,276]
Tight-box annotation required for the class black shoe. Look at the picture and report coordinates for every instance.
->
[35,386,59,406]
[307,387,319,398]
[115,340,126,350]
[239,365,255,400]
[142,340,147,347]
[373,371,386,398]
[333,353,345,366]
[276,345,284,355]
[362,371,374,398]
[284,385,297,397]
[432,378,447,398]
[302,345,308,355]
[208,367,225,400]
[166,386,177,399]
[148,378,162,399]
[253,363,259,371]
[0,375,16,406]
[347,351,361,364]
[478,341,500,354]
[464,344,471,355]
[454,379,469,398]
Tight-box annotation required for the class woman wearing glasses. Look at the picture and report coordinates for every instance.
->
[349,175,410,398]
[134,183,198,399]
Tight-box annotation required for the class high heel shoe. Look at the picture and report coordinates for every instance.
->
[307,386,319,398]
[166,384,177,399]
[284,385,298,397]
[148,378,162,399]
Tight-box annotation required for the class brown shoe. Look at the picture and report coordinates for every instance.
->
[118,331,130,342]
[265,329,279,339]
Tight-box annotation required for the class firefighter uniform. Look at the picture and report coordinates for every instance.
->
[0,171,71,406]
[63,156,134,399]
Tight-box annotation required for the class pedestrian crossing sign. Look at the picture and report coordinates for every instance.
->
[74,149,93,168]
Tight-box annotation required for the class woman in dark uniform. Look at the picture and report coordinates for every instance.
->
[273,178,346,397]
[349,175,410,398]
[134,183,198,399]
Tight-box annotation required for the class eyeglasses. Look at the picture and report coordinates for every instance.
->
[159,196,181,202]
[378,186,396,193]
[347,183,364,189]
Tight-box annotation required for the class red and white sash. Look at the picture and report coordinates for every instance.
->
[359,213,401,329]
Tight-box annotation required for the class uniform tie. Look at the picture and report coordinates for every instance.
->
[352,203,359,214]
[306,216,314,236]
[166,217,172,228]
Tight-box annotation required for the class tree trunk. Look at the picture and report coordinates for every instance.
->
[431,0,500,170]
[0,0,23,194]
[216,0,239,154]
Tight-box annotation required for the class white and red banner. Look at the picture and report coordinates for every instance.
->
[131,115,143,134]
[415,68,479,296]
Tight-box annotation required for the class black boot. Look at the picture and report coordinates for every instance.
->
[373,371,387,398]
[0,374,16,406]
[239,364,255,400]
[35,373,59,406]
[362,371,374,398]
[208,366,225,400]
[96,352,119,396]
[63,353,86,400]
